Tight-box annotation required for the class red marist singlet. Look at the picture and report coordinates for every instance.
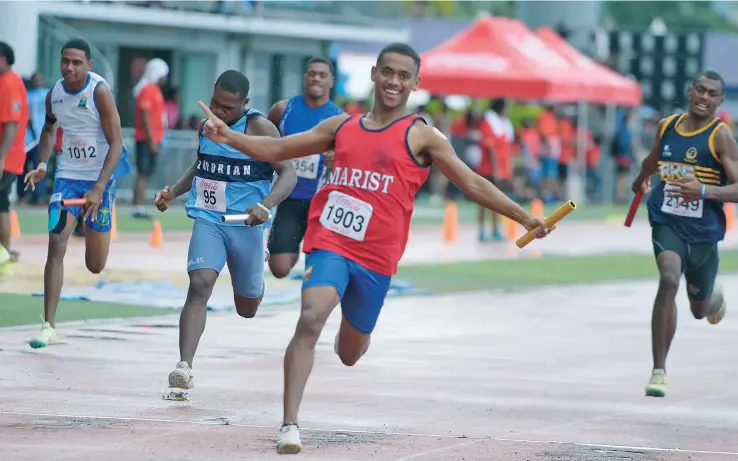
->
[302,113,431,276]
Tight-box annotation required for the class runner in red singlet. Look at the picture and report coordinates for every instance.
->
[197,43,553,455]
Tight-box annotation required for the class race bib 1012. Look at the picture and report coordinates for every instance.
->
[63,137,99,164]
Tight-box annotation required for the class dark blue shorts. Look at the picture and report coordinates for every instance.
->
[49,178,116,233]
[302,249,392,334]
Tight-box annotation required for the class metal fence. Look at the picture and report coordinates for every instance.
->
[117,1,407,28]
[116,128,198,202]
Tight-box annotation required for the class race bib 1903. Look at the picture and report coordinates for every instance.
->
[661,183,703,218]
[319,191,373,242]
[292,154,320,179]
[63,137,99,164]
[194,177,227,212]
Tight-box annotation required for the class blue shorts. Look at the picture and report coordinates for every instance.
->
[187,218,265,298]
[302,249,392,334]
[540,158,559,180]
[48,177,117,233]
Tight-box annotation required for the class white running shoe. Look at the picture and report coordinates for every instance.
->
[0,245,11,276]
[29,322,56,349]
[0,245,10,265]
[276,423,302,454]
[168,361,195,389]
[707,284,727,325]
[0,260,13,276]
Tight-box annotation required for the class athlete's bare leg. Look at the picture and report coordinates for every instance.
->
[234,292,262,318]
[269,253,300,279]
[84,228,111,274]
[491,210,500,236]
[178,269,218,368]
[133,173,149,213]
[43,213,77,327]
[651,251,681,371]
[0,211,10,251]
[689,290,723,320]
[229,251,264,318]
[335,316,371,367]
[282,286,340,424]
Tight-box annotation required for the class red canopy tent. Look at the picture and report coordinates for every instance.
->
[419,17,599,102]
[536,26,642,106]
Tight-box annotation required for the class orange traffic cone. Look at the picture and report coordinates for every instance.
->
[442,202,458,244]
[9,210,20,238]
[531,198,544,218]
[725,203,735,232]
[149,220,163,247]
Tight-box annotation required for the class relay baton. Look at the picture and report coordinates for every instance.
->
[61,198,88,207]
[624,179,649,228]
[516,200,577,249]
[623,194,642,228]
[221,214,250,224]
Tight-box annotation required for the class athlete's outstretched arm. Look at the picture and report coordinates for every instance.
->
[246,114,297,209]
[198,101,347,162]
[94,83,124,189]
[413,123,548,233]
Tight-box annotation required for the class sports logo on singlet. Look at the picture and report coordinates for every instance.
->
[684,147,698,163]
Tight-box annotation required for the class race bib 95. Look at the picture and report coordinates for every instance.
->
[194,177,227,212]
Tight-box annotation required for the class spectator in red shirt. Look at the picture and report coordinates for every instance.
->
[558,115,575,193]
[477,98,515,241]
[132,58,169,219]
[0,42,29,270]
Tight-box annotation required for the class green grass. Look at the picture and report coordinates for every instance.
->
[0,294,175,328]
[13,200,638,235]
[396,250,738,293]
[410,200,635,225]
[14,205,195,235]
[4,249,736,327]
